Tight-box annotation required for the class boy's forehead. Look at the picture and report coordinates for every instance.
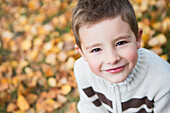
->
[79,16,133,43]
[79,15,126,33]
[79,15,124,30]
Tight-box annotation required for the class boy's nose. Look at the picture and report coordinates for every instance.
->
[105,51,120,64]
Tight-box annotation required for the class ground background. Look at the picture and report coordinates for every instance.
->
[0,0,169,113]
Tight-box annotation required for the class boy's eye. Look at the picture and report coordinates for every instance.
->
[116,41,127,46]
[91,48,102,53]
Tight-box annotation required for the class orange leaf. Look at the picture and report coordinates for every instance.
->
[150,47,163,56]
[26,93,38,104]
[161,54,168,61]
[7,103,17,112]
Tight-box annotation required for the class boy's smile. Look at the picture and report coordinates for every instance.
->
[105,65,126,74]
[76,16,142,83]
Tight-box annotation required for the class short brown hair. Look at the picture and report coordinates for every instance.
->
[72,0,138,49]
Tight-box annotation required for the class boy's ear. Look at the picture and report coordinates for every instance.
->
[136,28,143,49]
[75,44,87,61]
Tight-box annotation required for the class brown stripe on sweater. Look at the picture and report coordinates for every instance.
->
[122,96,154,111]
[83,87,95,97]
[92,99,102,107]
[83,87,113,108]
[96,92,113,108]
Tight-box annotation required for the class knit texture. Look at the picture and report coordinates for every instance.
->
[74,48,170,113]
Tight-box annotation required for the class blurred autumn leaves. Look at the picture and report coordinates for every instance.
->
[0,0,169,113]
[0,0,79,113]
[131,0,170,60]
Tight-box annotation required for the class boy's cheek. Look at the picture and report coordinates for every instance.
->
[88,61,100,74]
[125,48,138,67]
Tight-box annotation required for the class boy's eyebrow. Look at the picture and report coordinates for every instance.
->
[85,43,102,50]
[114,34,132,42]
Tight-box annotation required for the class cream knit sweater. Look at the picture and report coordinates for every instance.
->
[74,48,170,113]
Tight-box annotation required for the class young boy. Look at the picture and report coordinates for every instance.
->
[72,0,170,113]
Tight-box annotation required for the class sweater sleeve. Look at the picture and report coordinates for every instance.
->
[74,58,109,113]
[154,87,170,113]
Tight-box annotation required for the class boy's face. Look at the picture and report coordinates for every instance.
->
[75,16,142,83]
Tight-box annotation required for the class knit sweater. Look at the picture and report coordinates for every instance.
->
[74,47,170,113]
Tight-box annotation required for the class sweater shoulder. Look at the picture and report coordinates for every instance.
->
[142,48,170,76]
[141,48,170,85]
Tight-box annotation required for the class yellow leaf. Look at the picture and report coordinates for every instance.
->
[24,24,31,32]
[155,34,167,45]
[162,17,170,32]
[43,42,53,52]
[13,110,24,113]
[45,53,57,65]
[148,38,159,47]
[19,60,29,68]
[10,40,18,52]
[30,49,38,60]
[66,57,75,69]
[21,40,32,50]
[19,16,27,25]
[134,0,142,4]
[10,60,18,68]
[25,67,33,75]
[61,84,71,95]
[141,35,149,43]
[140,0,148,12]
[33,37,43,47]
[48,77,57,87]
[52,14,67,29]
[35,14,45,23]
[17,94,30,111]
[152,22,161,31]
[43,24,54,34]
[57,41,64,50]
